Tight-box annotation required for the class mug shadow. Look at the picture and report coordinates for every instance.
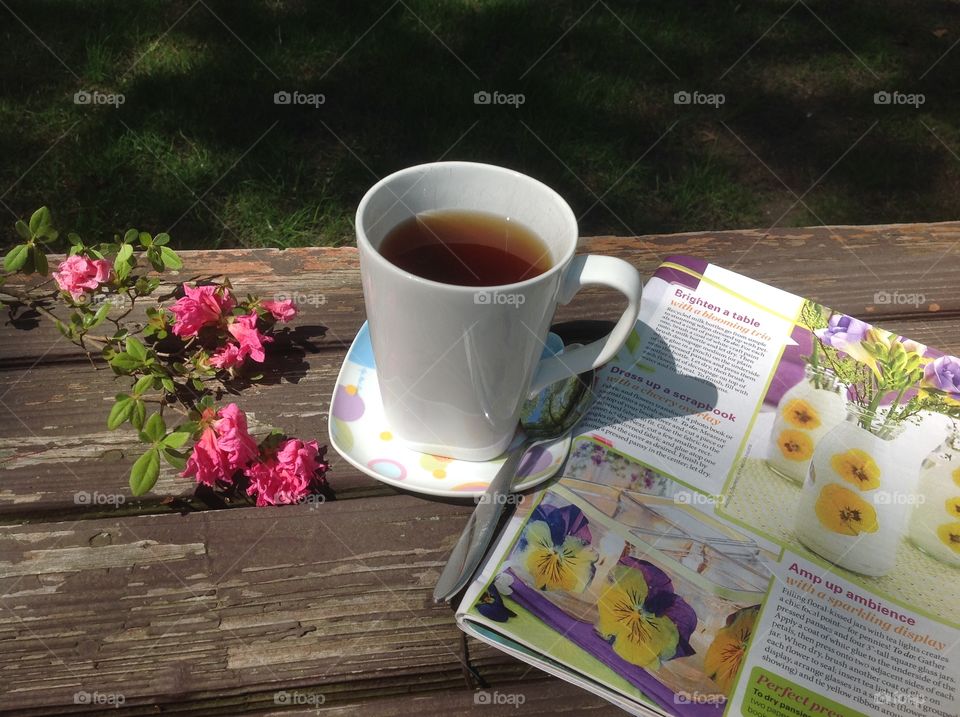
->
[412,318,720,508]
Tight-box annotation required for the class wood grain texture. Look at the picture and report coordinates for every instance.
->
[1,226,958,714]
[0,497,614,715]
[2,226,959,517]
[3,222,959,365]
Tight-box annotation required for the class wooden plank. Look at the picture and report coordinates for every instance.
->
[0,348,384,520]
[3,222,959,366]
[3,229,960,517]
[2,313,957,519]
[0,496,614,715]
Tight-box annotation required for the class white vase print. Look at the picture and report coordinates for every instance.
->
[908,430,960,567]
[767,365,846,484]
[794,406,915,577]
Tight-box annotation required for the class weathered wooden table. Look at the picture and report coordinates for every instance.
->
[2,225,958,716]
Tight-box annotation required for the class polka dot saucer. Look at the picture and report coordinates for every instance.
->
[328,322,571,498]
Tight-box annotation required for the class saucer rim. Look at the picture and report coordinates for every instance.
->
[327,322,569,499]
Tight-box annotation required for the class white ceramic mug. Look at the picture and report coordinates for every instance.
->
[356,161,642,461]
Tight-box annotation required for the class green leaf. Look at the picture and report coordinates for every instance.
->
[110,352,140,372]
[114,243,133,282]
[131,399,146,429]
[107,395,133,429]
[179,420,200,435]
[158,246,182,270]
[130,448,161,496]
[15,220,30,240]
[3,244,29,273]
[89,301,111,329]
[32,246,48,276]
[133,374,154,396]
[67,232,83,247]
[162,431,191,449]
[147,247,163,272]
[125,336,147,361]
[125,228,139,245]
[154,233,170,246]
[28,206,50,235]
[161,447,187,470]
[143,412,166,442]
[161,377,175,393]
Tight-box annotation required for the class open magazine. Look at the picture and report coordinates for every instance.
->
[455,256,960,717]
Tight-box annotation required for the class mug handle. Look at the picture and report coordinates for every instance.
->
[528,255,643,395]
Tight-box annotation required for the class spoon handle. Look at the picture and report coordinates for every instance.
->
[432,441,532,603]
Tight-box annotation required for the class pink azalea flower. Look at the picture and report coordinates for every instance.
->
[214,403,259,468]
[228,312,273,363]
[261,299,297,322]
[209,342,244,370]
[181,403,258,487]
[245,438,327,506]
[52,255,113,299]
[169,284,236,338]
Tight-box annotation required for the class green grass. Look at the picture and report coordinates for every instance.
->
[1,0,959,249]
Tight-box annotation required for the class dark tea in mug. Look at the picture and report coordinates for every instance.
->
[378,209,552,286]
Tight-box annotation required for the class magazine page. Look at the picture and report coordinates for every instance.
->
[457,255,960,717]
